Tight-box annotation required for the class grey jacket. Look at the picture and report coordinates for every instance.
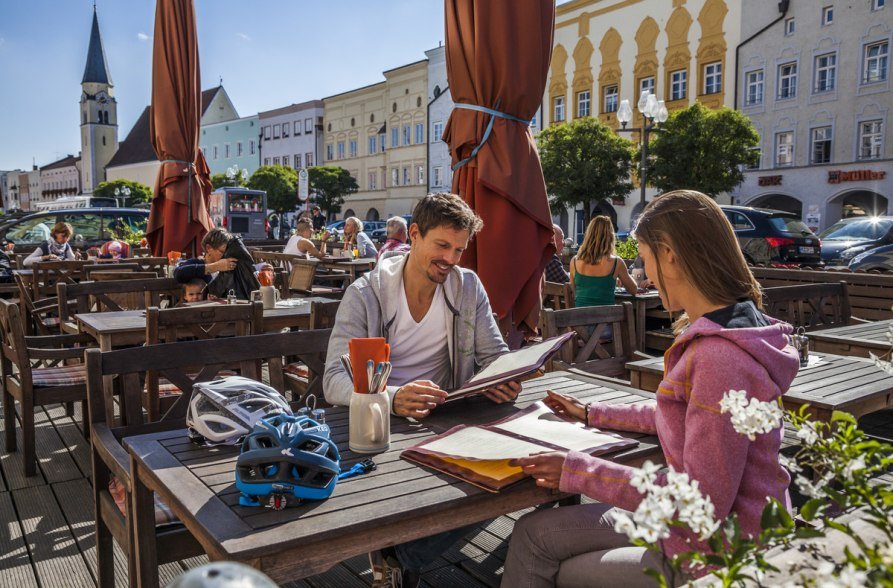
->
[322,254,508,410]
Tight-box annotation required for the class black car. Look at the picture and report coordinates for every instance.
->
[720,206,822,266]
[818,216,893,265]
[0,208,149,253]
[848,243,893,272]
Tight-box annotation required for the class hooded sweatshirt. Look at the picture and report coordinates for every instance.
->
[322,254,508,409]
[559,301,800,559]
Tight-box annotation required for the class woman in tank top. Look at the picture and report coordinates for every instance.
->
[570,215,637,307]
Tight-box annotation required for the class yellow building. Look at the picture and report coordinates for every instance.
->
[547,0,741,230]
[323,59,428,221]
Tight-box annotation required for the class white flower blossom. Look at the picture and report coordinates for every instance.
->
[630,460,662,494]
[719,390,784,441]
[778,454,802,474]
[869,352,893,376]
[837,564,868,587]
[796,421,820,446]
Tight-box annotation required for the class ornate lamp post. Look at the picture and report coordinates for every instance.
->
[616,91,669,208]
[114,185,131,206]
[226,165,248,186]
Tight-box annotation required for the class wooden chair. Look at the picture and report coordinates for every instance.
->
[57,277,183,323]
[284,300,340,402]
[30,260,91,301]
[541,302,637,380]
[89,271,160,282]
[543,281,573,311]
[287,258,348,298]
[83,263,140,280]
[131,247,152,257]
[762,281,861,331]
[129,256,168,275]
[86,329,332,587]
[144,302,264,419]
[15,272,63,335]
[0,298,95,476]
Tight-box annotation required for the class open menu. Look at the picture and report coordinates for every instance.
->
[401,401,638,492]
[446,332,575,401]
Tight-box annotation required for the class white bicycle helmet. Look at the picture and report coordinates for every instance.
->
[166,562,278,588]
[187,376,292,446]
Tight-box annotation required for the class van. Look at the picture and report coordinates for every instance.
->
[209,187,268,240]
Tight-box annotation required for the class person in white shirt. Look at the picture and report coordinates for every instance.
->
[23,222,77,267]
[283,220,326,259]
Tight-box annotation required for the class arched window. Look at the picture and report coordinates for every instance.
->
[343,209,355,219]
[366,208,380,221]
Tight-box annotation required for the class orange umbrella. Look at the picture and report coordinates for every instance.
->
[146,0,213,257]
[443,0,556,334]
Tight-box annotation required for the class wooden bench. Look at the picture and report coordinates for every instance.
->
[762,281,860,330]
[752,267,893,321]
[86,329,332,587]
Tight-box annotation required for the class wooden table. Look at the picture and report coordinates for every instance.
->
[124,371,662,586]
[75,297,338,350]
[615,289,664,351]
[318,257,375,284]
[808,319,893,359]
[626,352,893,421]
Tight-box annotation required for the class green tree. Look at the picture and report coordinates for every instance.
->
[210,172,247,190]
[641,102,760,197]
[307,166,359,218]
[537,117,635,224]
[94,179,153,207]
[247,165,298,214]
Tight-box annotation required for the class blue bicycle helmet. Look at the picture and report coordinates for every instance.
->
[236,414,341,508]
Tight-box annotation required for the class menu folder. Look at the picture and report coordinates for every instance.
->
[445,332,576,401]
[401,401,638,493]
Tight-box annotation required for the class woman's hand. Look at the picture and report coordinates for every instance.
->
[206,258,237,273]
[511,452,567,489]
[542,390,587,422]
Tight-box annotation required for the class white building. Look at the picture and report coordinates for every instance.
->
[733,0,892,230]
[38,155,81,207]
[426,45,453,195]
[258,100,324,182]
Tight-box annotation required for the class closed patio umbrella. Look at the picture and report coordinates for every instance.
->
[146,0,213,257]
[443,0,556,335]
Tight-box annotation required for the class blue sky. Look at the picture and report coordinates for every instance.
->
[0,0,448,170]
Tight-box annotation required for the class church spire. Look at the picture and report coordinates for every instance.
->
[81,5,112,85]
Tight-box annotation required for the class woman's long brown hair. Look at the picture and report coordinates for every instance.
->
[632,190,763,333]
[577,215,616,264]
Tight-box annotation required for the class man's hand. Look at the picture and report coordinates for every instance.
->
[510,452,567,489]
[481,380,521,404]
[393,380,448,419]
[206,257,237,273]
[542,390,587,422]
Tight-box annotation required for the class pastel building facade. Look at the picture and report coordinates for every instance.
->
[323,59,429,221]
[732,0,892,229]
[547,0,742,236]
[258,100,324,175]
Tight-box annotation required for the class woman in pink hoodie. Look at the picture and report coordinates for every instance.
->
[501,190,801,587]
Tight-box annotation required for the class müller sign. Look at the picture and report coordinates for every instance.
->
[828,169,887,184]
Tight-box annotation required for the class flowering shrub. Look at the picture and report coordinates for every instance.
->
[615,391,893,586]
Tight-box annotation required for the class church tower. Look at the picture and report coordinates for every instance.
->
[79,5,118,193]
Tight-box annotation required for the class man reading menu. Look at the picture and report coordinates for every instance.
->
[323,193,521,588]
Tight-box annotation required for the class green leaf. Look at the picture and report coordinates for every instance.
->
[831,411,857,426]
[794,527,825,539]
[799,498,824,521]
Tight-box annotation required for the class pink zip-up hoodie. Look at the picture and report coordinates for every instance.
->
[559,303,800,560]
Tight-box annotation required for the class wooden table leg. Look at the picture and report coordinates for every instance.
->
[130,455,160,588]
[636,300,646,351]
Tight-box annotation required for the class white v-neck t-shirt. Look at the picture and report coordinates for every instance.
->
[387,278,450,388]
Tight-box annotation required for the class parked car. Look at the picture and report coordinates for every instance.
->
[328,219,387,239]
[848,243,893,272]
[720,205,822,266]
[0,208,149,253]
[818,216,893,265]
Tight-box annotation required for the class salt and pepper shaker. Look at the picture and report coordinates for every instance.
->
[227,289,237,305]
[792,326,810,367]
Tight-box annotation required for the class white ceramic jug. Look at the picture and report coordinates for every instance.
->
[349,391,390,453]
[251,285,280,309]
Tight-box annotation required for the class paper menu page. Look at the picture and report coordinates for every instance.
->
[464,335,569,387]
[421,426,550,460]
[492,402,622,453]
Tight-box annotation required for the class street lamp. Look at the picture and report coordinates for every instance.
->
[616,91,668,208]
[114,185,131,206]
[226,165,248,186]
